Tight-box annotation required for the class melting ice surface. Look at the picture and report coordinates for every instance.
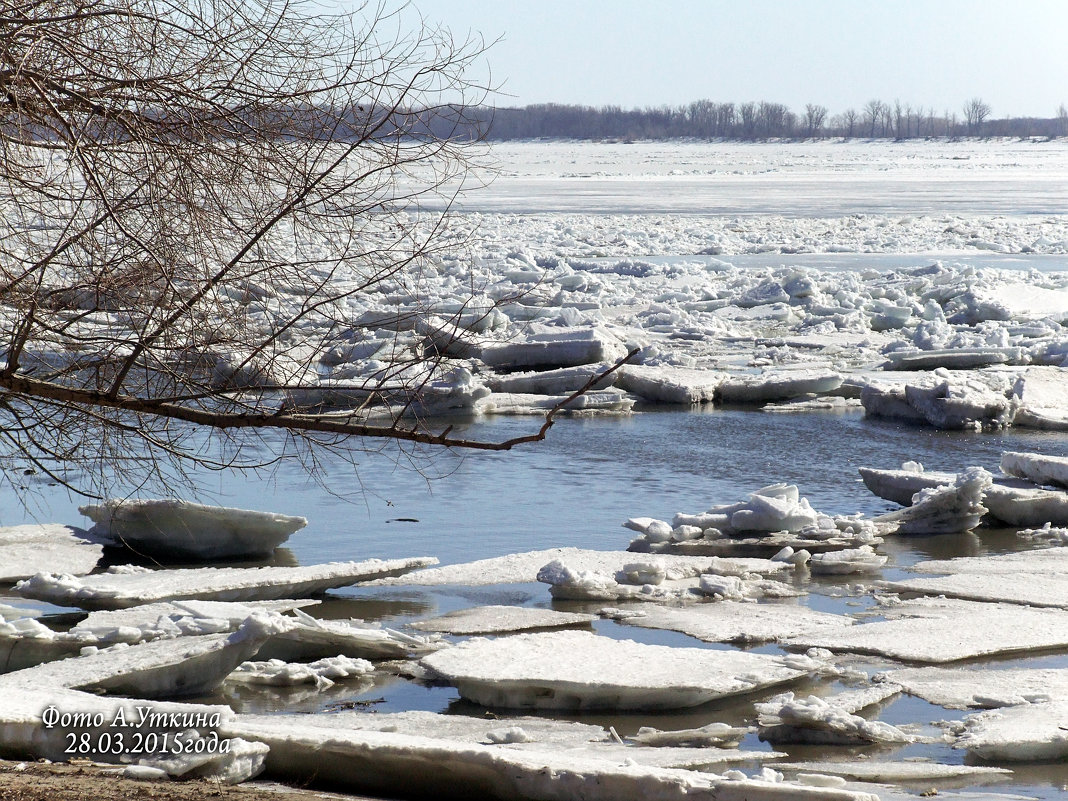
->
[3,139,1068,799]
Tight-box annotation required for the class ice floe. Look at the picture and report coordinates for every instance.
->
[2,612,291,698]
[480,326,628,369]
[955,700,1068,761]
[223,715,877,801]
[860,459,1068,528]
[0,524,102,583]
[14,557,436,609]
[537,557,798,602]
[882,547,1068,608]
[773,761,1011,783]
[872,467,991,534]
[409,605,596,635]
[600,601,853,644]
[788,596,1068,663]
[616,364,726,404]
[41,599,438,661]
[860,370,1016,431]
[230,709,771,770]
[718,368,843,405]
[1011,368,1068,430]
[1018,523,1068,545]
[374,547,786,586]
[626,484,882,559]
[79,498,307,560]
[808,545,887,574]
[879,666,1068,709]
[1000,450,1068,489]
[757,685,912,745]
[226,655,373,688]
[420,629,813,710]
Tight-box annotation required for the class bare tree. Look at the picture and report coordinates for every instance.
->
[963,98,991,135]
[804,104,828,138]
[839,108,858,138]
[863,99,885,138]
[0,1,631,497]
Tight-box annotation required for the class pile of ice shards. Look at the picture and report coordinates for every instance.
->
[860,451,1068,529]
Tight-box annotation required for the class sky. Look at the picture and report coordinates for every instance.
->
[403,0,1068,119]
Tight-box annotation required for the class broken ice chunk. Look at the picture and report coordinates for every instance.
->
[880,665,1068,710]
[718,369,843,404]
[873,467,990,534]
[757,686,909,745]
[788,597,1068,663]
[480,327,627,369]
[4,612,292,698]
[601,601,853,645]
[881,547,1068,608]
[1000,450,1068,489]
[808,545,887,575]
[79,498,306,560]
[420,630,810,710]
[14,557,437,610]
[227,655,373,688]
[630,722,750,748]
[0,524,102,582]
[408,605,595,635]
[956,700,1068,761]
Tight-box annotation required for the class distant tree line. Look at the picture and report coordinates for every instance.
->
[462,98,1068,141]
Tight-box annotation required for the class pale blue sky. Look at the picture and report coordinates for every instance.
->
[405,0,1068,118]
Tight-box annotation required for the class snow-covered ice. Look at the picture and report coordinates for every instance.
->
[373,547,786,586]
[537,558,799,602]
[79,498,307,560]
[14,557,436,609]
[0,524,102,582]
[616,364,726,404]
[956,700,1068,762]
[860,371,1016,431]
[757,686,911,745]
[600,601,853,644]
[2,612,291,698]
[883,548,1068,608]
[230,709,772,770]
[224,714,878,801]
[788,597,1068,663]
[872,467,990,534]
[860,462,1068,528]
[880,666,1068,709]
[409,605,596,635]
[227,655,373,688]
[1000,450,1068,489]
[808,545,887,575]
[480,327,628,369]
[420,629,812,710]
[773,761,1011,783]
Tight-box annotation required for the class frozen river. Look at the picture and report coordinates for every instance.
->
[448,139,1068,216]
[3,138,1068,800]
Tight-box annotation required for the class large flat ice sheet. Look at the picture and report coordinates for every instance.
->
[15,557,436,609]
[787,597,1068,663]
[0,525,102,583]
[373,548,785,586]
[881,666,1068,709]
[225,716,878,801]
[421,629,810,710]
[604,601,853,644]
